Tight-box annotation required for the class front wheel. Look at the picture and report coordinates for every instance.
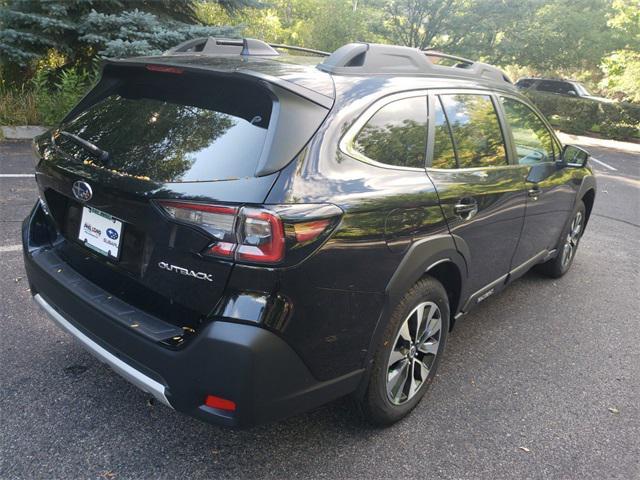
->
[361,277,449,426]
[537,201,586,278]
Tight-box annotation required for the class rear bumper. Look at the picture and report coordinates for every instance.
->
[23,202,362,427]
[34,294,171,407]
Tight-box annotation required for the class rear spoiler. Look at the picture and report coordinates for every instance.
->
[60,61,332,177]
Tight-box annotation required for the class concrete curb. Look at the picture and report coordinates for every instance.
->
[556,131,640,154]
[1,126,49,140]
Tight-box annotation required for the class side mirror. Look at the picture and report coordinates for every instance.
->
[567,90,577,96]
[560,144,590,167]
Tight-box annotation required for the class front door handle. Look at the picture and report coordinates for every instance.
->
[454,198,478,220]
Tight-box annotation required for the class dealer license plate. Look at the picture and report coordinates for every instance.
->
[78,206,123,259]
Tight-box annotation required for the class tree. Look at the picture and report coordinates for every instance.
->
[0,0,252,73]
[599,0,640,102]
[385,0,459,50]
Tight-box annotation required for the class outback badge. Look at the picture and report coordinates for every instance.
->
[158,261,213,282]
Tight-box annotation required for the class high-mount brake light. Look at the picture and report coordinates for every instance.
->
[145,64,184,75]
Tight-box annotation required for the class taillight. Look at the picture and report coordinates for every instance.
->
[159,201,238,250]
[156,201,342,265]
[236,208,285,263]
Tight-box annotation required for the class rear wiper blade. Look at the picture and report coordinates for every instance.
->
[59,131,110,164]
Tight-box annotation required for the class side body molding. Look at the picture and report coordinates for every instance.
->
[385,234,468,305]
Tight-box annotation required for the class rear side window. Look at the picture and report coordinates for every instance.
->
[352,96,427,169]
[58,72,273,183]
[501,97,556,164]
[439,94,508,168]
[515,79,534,88]
[536,80,576,95]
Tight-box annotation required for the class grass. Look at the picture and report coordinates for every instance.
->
[0,87,41,125]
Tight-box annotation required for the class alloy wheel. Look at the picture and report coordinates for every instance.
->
[561,210,583,268]
[386,301,442,405]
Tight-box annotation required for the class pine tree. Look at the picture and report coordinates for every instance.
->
[0,0,253,71]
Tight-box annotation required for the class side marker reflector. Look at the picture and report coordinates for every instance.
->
[205,395,236,412]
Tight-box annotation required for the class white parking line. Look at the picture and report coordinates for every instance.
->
[0,244,22,253]
[590,157,618,171]
[0,174,34,178]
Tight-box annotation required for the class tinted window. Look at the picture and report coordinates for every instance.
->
[501,97,555,164]
[353,96,427,168]
[516,79,534,88]
[431,97,457,169]
[439,94,507,168]
[58,73,272,183]
[536,80,576,95]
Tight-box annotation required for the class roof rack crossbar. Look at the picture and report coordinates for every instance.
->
[165,37,280,56]
[165,37,329,57]
[317,43,512,84]
[268,43,330,56]
[421,50,474,66]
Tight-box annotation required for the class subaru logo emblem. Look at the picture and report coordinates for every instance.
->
[106,228,119,240]
[72,180,92,202]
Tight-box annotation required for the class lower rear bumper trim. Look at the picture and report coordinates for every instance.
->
[33,293,173,409]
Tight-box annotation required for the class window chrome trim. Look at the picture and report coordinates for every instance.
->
[339,90,429,172]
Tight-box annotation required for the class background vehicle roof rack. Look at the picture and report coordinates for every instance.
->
[165,37,330,57]
[317,43,512,84]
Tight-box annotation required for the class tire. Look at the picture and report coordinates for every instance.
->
[536,201,587,278]
[361,276,449,426]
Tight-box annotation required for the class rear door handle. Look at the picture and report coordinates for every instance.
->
[454,198,478,220]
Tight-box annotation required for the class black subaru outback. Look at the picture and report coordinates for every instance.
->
[23,38,596,427]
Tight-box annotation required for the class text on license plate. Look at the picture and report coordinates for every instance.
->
[78,206,123,259]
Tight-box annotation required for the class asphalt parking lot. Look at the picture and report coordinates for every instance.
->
[1,138,638,479]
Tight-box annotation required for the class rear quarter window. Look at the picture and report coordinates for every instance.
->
[57,72,273,183]
[352,96,428,169]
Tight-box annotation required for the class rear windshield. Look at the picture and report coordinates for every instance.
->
[57,71,273,182]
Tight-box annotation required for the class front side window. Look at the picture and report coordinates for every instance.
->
[439,94,508,168]
[352,96,427,169]
[501,97,556,164]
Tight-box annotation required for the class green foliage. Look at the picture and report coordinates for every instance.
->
[78,9,236,58]
[197,0,386,51]
[599,51,640,102]
[524,90,640,140]
[0,0,244,73]
[32,65,97,126]
[0,64,96,126]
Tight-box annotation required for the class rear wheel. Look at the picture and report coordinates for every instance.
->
[537,201,586,278]
[361,277,449,425]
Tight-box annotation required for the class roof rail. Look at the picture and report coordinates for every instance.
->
[165,37,329,57]
[317,43,512,84]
